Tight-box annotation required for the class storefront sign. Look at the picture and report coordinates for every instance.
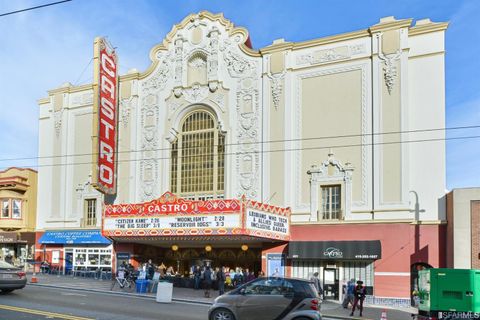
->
[92,37,118,195]
[323,247,343,258]
[39,230,111,244]
[0,232,16,243]
[288,240,382,260]
[116,252,130,260]
[103,192,291,240]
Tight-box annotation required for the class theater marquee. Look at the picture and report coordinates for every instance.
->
[102,192,290,241]
[91,37,118,195]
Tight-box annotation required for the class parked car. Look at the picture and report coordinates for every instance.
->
[0,261,27,293]
[209,277,322,320]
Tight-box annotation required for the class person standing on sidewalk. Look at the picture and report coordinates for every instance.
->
[350,280,366,317]
[310,272,323,299]
[193,265,201,290]
[203,266,213,298]
[342,278,355,308]
[146,259,155,280]
[217,266,226,296]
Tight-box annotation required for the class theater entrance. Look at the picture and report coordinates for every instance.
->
[112,237,265,277]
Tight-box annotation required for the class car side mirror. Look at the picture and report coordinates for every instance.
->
[240,288,246,295]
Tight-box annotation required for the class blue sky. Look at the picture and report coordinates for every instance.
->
[0,0,478,190]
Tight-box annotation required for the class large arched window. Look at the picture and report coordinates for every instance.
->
[170,110,225,200]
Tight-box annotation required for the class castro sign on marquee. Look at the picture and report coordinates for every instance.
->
[92,37,118,195]
[102,192,291,240]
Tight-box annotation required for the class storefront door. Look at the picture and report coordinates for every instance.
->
[323,268,339,299]
[65,251,73,274]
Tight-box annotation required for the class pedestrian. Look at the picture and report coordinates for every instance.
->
[350,280,366,317]
[246,268,255,282]
[310,272,323,298]
[342,278,355,309]
[4,252,13,265]
[203,266,213,298]
[217,266,226,296]
[146,259,155,280]
[193,265,201,290]
[229,268,236,283]
[225,268,232,288]
[272,267,280,277]
[233,267,243,287]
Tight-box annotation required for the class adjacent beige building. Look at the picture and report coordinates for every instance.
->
[446,188,480,269]
[0,167,37,265]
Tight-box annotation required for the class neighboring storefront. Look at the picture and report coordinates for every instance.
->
[0,231,35,266]
[288,240,381,299]
[284,223,445,306]
[0,167,38,268]
[36,230,111,274]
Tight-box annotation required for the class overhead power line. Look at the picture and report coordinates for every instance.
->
[13,133,480,170]
[0,124,478,164]
[0,0,72,17]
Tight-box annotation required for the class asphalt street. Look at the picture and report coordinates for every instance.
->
[0,286,210,320]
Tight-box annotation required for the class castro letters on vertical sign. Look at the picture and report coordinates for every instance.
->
[93,37,118,194]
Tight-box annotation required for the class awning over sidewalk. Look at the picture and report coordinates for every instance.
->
[288,240,381,260]
[39,230,111,245]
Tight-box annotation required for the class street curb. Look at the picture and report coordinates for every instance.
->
[322,315,372,320]
[27,283,213,306]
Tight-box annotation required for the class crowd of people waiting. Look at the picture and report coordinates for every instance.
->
[121,260,266,298]
[192,265,264,298]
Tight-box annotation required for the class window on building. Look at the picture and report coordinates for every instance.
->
[0,199,22,219]
[342,261,374,288]
[170,110,225,199]
[321,185,341,219]
[1,199,9,218]
[83,199,97,227]
[12,200,21,219]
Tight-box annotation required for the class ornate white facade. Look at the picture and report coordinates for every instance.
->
[36,12,447,230]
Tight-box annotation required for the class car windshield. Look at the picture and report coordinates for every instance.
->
[0,261,15,268]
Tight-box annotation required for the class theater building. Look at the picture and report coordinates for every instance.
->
[36,12,448,305]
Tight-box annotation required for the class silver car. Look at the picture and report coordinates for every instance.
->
[209,277,322,320]
[0,261,27,293]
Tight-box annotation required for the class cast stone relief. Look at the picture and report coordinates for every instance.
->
[377,33,401,95]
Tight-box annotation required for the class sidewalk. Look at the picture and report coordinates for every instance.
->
[27,273,415,320]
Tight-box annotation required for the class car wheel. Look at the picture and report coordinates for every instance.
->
[1,289,14,293]
[210,308,235,320]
